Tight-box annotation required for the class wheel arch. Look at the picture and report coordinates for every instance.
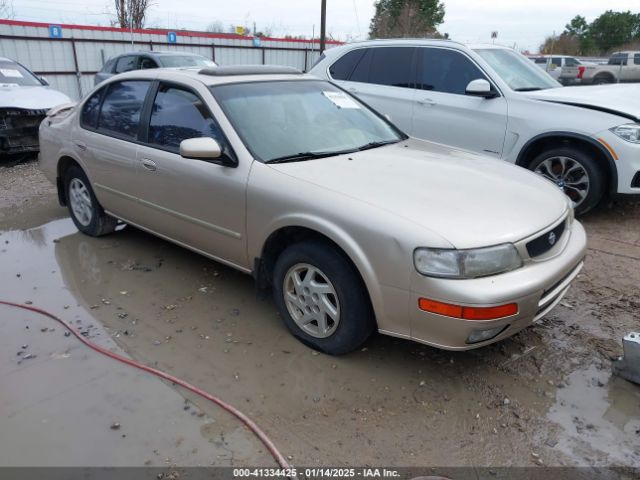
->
[56,155,84,206]
[515,131,618,194]
[254,222,381,325]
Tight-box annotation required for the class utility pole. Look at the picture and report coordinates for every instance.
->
[320,0,327,53]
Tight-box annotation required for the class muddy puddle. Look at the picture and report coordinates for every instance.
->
[1,216,639,467]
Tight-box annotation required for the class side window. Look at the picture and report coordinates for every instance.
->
[534,58,547,64]
[418,48,486,95]
[551,58,562,67]
[608,54,627,66]
[101,58,116,73]
[98,80,150,140]
[565,57,580,67]
[115,56,138,74]
[80,88,104,129]
[148,84,221,152]
[366,47,416,88]
[329,49,366,80]
[140,57,158,70]
[635,54,640,65]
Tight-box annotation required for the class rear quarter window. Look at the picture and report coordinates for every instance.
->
[80,88,104,129]
[329,49,366,80]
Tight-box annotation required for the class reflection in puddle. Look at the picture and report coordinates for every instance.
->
[548,365,640,465]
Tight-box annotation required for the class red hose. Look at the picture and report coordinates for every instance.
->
[0,300,291,469]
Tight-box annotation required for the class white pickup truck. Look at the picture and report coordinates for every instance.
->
[579,51,640,85]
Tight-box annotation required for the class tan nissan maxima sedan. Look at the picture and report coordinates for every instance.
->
[38,66,587,354]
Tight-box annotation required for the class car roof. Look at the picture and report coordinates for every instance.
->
[108,65,322,87]
[113,51,206,57]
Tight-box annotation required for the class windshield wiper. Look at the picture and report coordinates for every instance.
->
[357,139,400,151]
[265,151,345,164]
[514,87,544,92]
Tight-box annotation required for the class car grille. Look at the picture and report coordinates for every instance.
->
[0,108,48,154]
[526,219,566,258]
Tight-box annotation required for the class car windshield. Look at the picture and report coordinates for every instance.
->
[211,80,404,162]
[159,55,216,68]
[474,48,560,91]
[0,60,42,87]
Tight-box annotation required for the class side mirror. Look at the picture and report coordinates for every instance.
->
[179,137,236,167]
[39,76,49,86]
[465,79,497,98]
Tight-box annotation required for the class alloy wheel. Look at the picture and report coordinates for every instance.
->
[534,156,590,208]
[69,178,93,227]
[283,263,341,338]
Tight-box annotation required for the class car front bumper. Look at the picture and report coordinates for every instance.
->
[0,108,48,155]
[407,220,587,350]
[595,130,640,195]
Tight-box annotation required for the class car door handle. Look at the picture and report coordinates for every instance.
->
[348,87,359,94]
[141,158,157,172]
[75,142,87,151]
[417,97,436,106]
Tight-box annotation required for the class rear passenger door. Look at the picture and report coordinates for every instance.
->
[329,47,417,134]
[411,47,508,157]
[134,82,249,268]
[74,79,152,221]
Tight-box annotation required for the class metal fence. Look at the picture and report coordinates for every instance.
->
[0,19,339,100]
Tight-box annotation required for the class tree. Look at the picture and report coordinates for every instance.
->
[114,0,152,29]
[0,0,14,19]
[369,0,445,39]
[563,15,589,37]
[539,34,581,55]
[589,10,638,53]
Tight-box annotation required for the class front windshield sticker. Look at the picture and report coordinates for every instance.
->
[0,69,24,78]
[322,91,360,109]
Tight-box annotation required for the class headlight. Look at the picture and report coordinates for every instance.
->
[610,123,640,143]
[414,244,522,279]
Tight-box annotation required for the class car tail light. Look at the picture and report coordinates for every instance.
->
[577,66,586,79]
[418,298,518,320]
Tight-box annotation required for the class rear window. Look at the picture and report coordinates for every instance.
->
[0,60,42,87]
[98,80,150,140]
[115,56,138,74]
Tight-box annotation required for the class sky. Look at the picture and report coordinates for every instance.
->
[10,0,640,52]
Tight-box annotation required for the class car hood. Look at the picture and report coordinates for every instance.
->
[525,84,640,121]
[0,84,72,110]
[269,139,568,249]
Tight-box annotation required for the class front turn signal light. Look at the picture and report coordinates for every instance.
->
[418,298,518,320]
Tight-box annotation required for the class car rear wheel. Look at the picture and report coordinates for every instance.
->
[592,74,614,85]
[64,165,117,236]
[273,241,375,355]
[529,147,605,215]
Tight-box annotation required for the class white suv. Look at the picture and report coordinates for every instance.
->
[310,40,640,214]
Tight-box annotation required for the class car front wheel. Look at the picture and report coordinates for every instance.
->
[64,165,118,236]
[273,241,375,355]
[529,147,605,215]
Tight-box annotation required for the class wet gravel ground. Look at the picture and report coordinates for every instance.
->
[0,159,639,469]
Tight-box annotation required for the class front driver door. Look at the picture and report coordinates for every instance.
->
[134,82,249,269]
[411,47,508,158]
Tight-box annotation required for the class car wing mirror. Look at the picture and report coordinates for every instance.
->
[39,76,49,86]
[180,137,236,167]
[465,79,498,98]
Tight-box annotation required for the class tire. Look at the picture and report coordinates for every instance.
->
[272,241,375,355]
[64,165,118,236]
[528,147,605,215]
[593,74,614,85]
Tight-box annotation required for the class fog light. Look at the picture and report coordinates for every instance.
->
[466,325,508,344]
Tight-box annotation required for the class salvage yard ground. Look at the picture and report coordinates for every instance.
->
[0,160,639,469]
